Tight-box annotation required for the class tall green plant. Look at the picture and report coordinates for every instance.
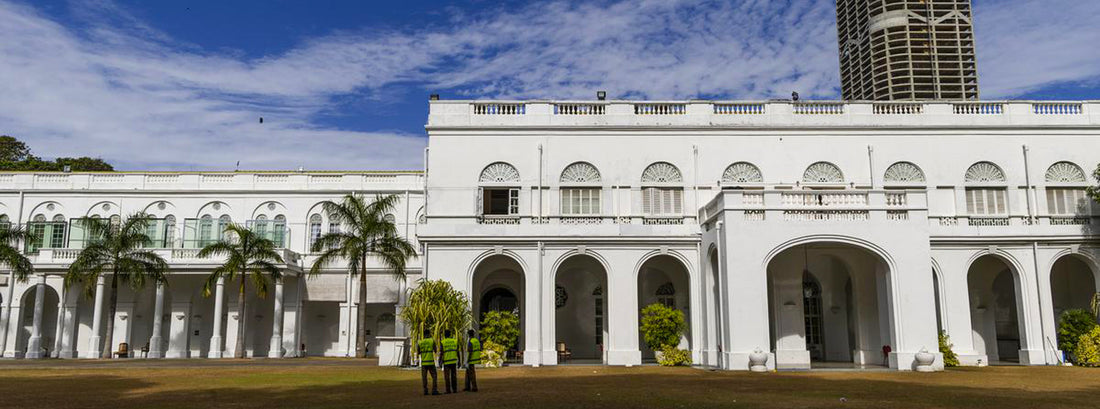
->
[64,213,168,359]
[479,310,520,351]
[939,331,960,367]
[1058,309,1098,363]
[0,224,35,282]
[399,279,471,364]
[639,303,685,350]
[198,224,283,359]
[310,194,416,358]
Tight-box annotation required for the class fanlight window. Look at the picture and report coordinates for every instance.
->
[560,162,601,183]
[883,162,925,183]
[641,162,682,184]
[964,162,1006,183]
[802,162,844,184]
[722,162,763,184]
[480,162,520,183]
[1045,162,1086,183]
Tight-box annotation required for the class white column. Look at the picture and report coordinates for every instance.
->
[0,270,15,358]
[208,277,226,358]
[268,278,285,358]
[87,276,106,359]
[148,283,166,358]
[25,274,47,359]
[58,296,78,358]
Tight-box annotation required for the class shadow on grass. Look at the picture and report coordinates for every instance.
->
[0,366,1097,409]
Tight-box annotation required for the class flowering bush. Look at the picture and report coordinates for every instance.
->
[640,303,686,351]
[1075,326,1100,367]
[657,345,691,367]
[481,340,506,368]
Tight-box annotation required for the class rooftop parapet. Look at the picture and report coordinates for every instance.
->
[427,100,1100,128]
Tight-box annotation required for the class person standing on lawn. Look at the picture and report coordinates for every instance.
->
[464,329,481,392]
[419,329,440,396]
[441,330,460,394]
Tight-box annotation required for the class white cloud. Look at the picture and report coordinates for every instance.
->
[973,0,1100,98]
[0,0,1095,170]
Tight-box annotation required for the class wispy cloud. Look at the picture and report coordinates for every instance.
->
[0,0,1096,170]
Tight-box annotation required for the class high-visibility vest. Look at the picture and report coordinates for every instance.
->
[468,338,482,365]
[418,337,436,367]
[441,337,459,365]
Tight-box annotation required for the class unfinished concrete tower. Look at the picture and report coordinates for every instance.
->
[836,0,979,100]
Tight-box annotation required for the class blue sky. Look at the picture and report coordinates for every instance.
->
[1,0,1099,171]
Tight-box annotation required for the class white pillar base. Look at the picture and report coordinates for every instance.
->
[148,335,164,359]
[539,349,558,365]
[1018,349,1048,365]
[268,335,283,358]
[207,336,224,359]
[606,349,641,366]
[957,353,988,367]
[774,349,810,370]
[25,336,43,359]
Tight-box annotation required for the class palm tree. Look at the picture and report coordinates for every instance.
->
[0,224,35,283]
[310,194,416,358]
[199,223,283,359]
[65,213,168,359]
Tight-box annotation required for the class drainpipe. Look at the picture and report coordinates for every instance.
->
[867,145,876,190]
[1023,145,1052,364]
[538,144,543,223]
[537,240,544,367]
[714,220,726,369]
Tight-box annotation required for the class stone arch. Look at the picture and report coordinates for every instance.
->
[196,201,231,218]
[640,162,683,184]
[883,161,926,184]
[27,201,64,220]
[1045,161,1087,184]
[930,258,949,334]
[764,236,901,368]
[550,251,612,363]
[251,201,288,219]
[560,162,602,183]
[16,282,60,358]
[635,251,694,360]
[964,250,1033,363]
[964,161,1006,183]
[84,201,120,218]
[802,162,845,184]
[1046,251,1100,326]
[721,162,764,185]
[141,200,177,218]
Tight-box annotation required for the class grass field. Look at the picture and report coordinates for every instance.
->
[0,359,1097,408]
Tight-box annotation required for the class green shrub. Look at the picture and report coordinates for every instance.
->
[479,310,521,351]
[1058,309,1098,363]
[938,331,959,367]
[481,340,506,368]
[1075,326,1100,367]
[640,303,686,350]
[657,345,691,367]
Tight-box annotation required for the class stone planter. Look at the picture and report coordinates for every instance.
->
[749,349,769,372]
[914,348,936,372]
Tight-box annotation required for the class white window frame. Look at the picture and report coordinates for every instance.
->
[965,188,1008,216]
[480,187,520,216]
[1045,188,1089,215]
[642,187,683,216]
[560,187,601,216]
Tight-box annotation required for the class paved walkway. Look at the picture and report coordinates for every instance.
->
[0,357,380,368]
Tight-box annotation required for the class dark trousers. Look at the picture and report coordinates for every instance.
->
[464,364,478,391]
[443,364,458,392]
[421,366,438,393]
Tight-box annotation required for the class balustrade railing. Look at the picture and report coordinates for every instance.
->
[885,193,907,207]
[792,103,845,115]
[873,103,924,115]
[555,104,605,115]
[782,192,868,207]
[783,210,869,221]
[1032,103,1083,115]
[968,217,1010,226]
[559,216,603,225]
[643,217,684,225]
[634,103,686,115]
[953,103,1003,115]
[474,103,525,115]
[714,103,765,115]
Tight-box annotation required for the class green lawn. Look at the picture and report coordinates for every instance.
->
[0,360,1097,408]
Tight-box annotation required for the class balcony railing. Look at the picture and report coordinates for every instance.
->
[701,189,926,224]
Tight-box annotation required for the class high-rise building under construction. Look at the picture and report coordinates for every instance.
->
[836,0,979,100]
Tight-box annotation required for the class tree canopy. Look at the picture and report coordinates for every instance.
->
[0,135,114,171]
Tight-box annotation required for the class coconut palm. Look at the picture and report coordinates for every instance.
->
[198,223,283,359]
[399,279,471,364]
[310,194,416,358]
[0,223,35,283]
[64,213,168,359]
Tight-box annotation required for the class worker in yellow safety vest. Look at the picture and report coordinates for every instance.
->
[464,329,481,392]
[440,329,459,394]
[418,329,439,396]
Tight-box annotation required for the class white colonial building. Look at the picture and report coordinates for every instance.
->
[2,99,1099,371]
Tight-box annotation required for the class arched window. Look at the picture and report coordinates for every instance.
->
[479,162,520,217]
[641,162,683,216]
[308,214,323,251]
[656,282,676,308]
[964,162,1007,216]
[219,215,233,242]
[1045,162,1089,215]
[479,162,520,183]
[802,162,844,184]
[560,162,602,216]
[883,162,925,184]
[721,162,763,184]
[0,214,9,230]
[28,214,65,252]
[198,214,214,246]
[164,215,176,248]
